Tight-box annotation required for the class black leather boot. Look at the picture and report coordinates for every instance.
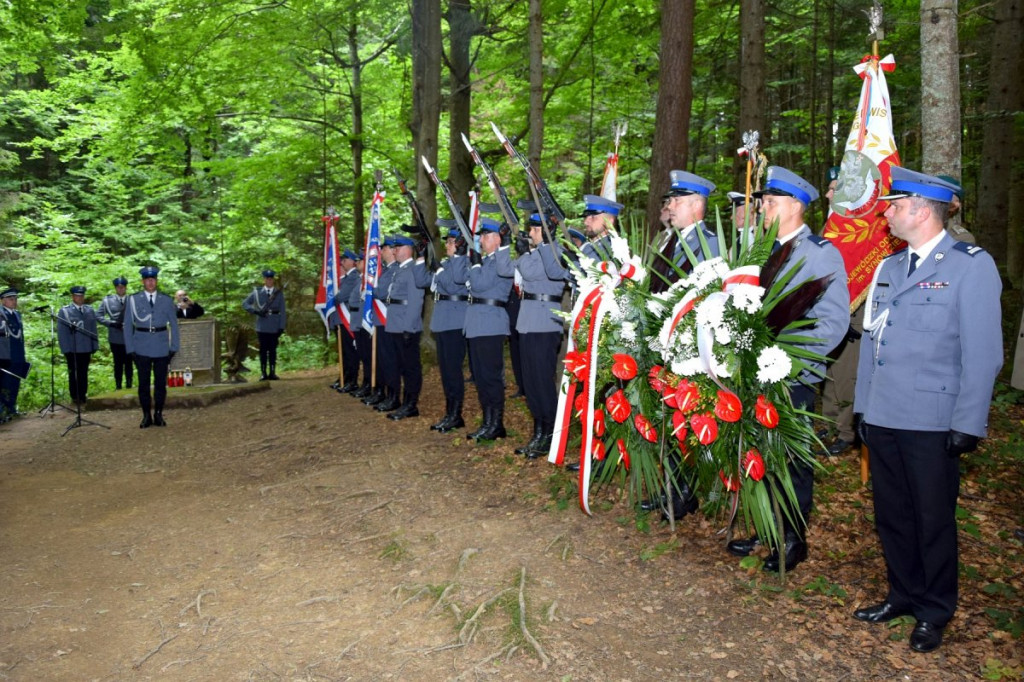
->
[153,410,166,427]
[389,393,419,420]
[268,363,280,380]
[362,387,384,405]
[431,398,453,431]
[516,418,543,454]
[726,534,761,557]
[375,388,401,412]
[352,383,371,399]
[140,410,153,428]
[438,401,464,433]
[762,530,808,573]
[259,361,269,381]
[466,407,491,441]
[477,406,507,440]
[525,422,553,460]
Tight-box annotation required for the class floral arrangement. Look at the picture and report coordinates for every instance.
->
[551,218,832,553]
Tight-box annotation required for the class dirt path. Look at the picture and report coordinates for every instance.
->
[0,370,1018,680]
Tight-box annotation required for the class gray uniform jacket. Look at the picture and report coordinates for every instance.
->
[335,268,360,318]
[0,310,10,360]
[0,309,23,362]
[57,305,100,354]
[243,287,287,333]
[96,294,129,345]
[516,243,566,334]
[385,259,430,334]
[373,262,398,328]
[464,247,514,339]
[124,292,180,358]
[855,235,1002,437]
[430,255,470,333]
[780,225,849,383]
[676,221,720,264]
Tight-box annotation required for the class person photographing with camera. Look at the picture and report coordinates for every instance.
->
[175,290,205,319]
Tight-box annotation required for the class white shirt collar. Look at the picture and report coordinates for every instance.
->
[778,224,808,245]
[908,230,946,265]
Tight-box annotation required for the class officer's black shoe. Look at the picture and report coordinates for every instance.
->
[662,492,699,522]
[467,408,492,441]
[565,462,580,472]
[340,381,358,393]
[362,389,384,406]
[640,494,667,512]
[140,412,153,429]
[762,531,808,573]
[389,399,419,420]
[525,432,553,459]
[375,395,401,412]
[853,601,911,624]
[330,380,341,390]
[516,419,543,454]
[726,535,760,557]
[431,399,453,431]
[268,373,280,380]
[510,387,526,399]
[438,413,465,433]
[153,411,166,427]
[259,374,270,381]
[909,621,944,653]
[827,438,855,455]
[352,384,371,399]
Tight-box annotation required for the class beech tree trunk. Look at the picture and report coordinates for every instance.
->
[919,0,961,180]
[647,0,695,233]
[411,0,442,228]
[734,0,765,188]
[347,15,365,244]
[446,0,475,212]
[527,0,544,169]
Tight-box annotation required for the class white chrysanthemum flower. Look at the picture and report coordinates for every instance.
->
[729,283,765,313]
[620,320,637,343]
[714,323,732,345]
[756,345,793,383]
[603,295,622,322]
[610,234,631,263]
[679,329,695,348]
[695,295,727,329]
[647,298,667,316]
[712,354,733,378]
[689,257,729,289]
[678,357,704,376]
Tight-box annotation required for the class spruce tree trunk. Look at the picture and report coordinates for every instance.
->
[735,0,765,188]
[527,0,545,169]
[447,0,475,211]
[348,16,365,245]
[411,0,442,228]
[919,0,961,180]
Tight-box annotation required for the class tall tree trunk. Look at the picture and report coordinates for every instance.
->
[348,14,365,245]
[527,0,544,169]
[976,0,1023,261]
[734,0,765,188]
[647,0,695,232]
[411,0,442,228]
[447,0,474,213]
[919,0,960,180]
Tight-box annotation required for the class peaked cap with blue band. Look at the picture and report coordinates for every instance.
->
[70,285,86,295]
[478,217,502,233]
[342,249,358,261]
[755,166,819,205]
[0,287,17,299]
[666,170,716,198]
[140,265,160,278]
[879,167,959,204]
[261,269,276,278]
[581,195,623,216]
[112,276,128,286]
[568,228,586,243]
[391,235,416,247]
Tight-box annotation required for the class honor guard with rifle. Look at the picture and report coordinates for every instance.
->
[97,276,133,390]
[382,234,432,420]
[0,287,26,423]
[242,269,287,381]
[513,209,568,459]
[368,237,400,410]
[464,217,515,441]
[429,223,471,432]
[57,286,100,405]
[125,266,180,427]
[333,249,361,393]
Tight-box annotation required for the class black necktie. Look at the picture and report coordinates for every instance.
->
[149,295,155,307]
[908,252,920,277]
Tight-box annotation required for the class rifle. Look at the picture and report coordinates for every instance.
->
[460,133,520,237]
[420,156,478,254]
[391,167,439,267]
[489,122,570,245]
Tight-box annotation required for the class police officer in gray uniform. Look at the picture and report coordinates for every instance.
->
[852,168,1002,653]
[429,224,471,432]
[513,211,567,458]
[383,234,432,420]
[97,276,133,390]
[125,266,180,427]
[57,286,100,405]
[333,249,361,393]
[370,237,401,410]
[465,217,515,441]
[664,170,720,266]
[0,288,26,422]
[242,269,287,380]
[538,195,622,283]
[347,251,373,398]
[727,166,849,572]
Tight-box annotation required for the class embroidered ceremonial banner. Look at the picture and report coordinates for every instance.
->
[822,54,904,308]
[314,212,343,337]
[361,191,385,333]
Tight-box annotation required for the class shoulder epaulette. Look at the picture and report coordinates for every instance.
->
[883,247,908,261]
[806,234,830,248]
[951,241,985,257]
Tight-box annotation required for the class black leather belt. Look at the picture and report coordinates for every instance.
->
[266,311,280,315]
[471,298,506,307]
[386,298,407,305]
[135,326,167,333]
[435,294,470,302]
[348,306,360,312]
[522,292,561,303]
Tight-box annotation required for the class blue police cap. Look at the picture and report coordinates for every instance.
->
[755,166,819,205]
[354,250,364,261]
[112,276,128,286]
[70,286,86,295]
[391,235,416,247]
[341,249,358,261]
[1,287,19,299]
[261,269,276,278]
[568,228,586,243]
[880,167,959,204]
[582,195,623,216]
[444,227,462,240]
[478,217,502,233]
[827,166,841,183]
[140,265,160,278]
[666,170,716,197]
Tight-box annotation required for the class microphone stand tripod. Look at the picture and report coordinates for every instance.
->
[38,305,73,417]
[51,310,109,437]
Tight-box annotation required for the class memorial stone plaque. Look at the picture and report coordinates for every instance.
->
[170,318,221,384]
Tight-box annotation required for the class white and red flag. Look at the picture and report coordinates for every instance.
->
[361,191,386,333]
[314,210,344,337]
[822,54,904,308]
[599,122,626,202]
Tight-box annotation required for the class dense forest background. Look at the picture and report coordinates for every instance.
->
[1,0,1022,405]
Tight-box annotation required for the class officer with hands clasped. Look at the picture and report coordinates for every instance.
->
[852,167,1002,653]
[429,223,471,432]
[243,269,287,380]
[97,276,133,390]
[124,266,180,428]
[57,286,100,405]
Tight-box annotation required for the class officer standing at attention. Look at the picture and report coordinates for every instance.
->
[513,211,567,458]
[243,269,287,380]
[664,170,720,265]
[370,236,401,411]
[334,249,361,393]
[429,223,471,432]
[57,286,100,405]
[0,288,26,422]
[464,217,515,441]
[347,251,373,399]
[382,234,431,420]
[852,168,1002,653]
[125,266,180,427]
[579,195,622,260]
[97,277,133,390]
[727,166,849,573]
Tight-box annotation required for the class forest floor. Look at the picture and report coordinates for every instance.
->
[1,368,1022,681]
